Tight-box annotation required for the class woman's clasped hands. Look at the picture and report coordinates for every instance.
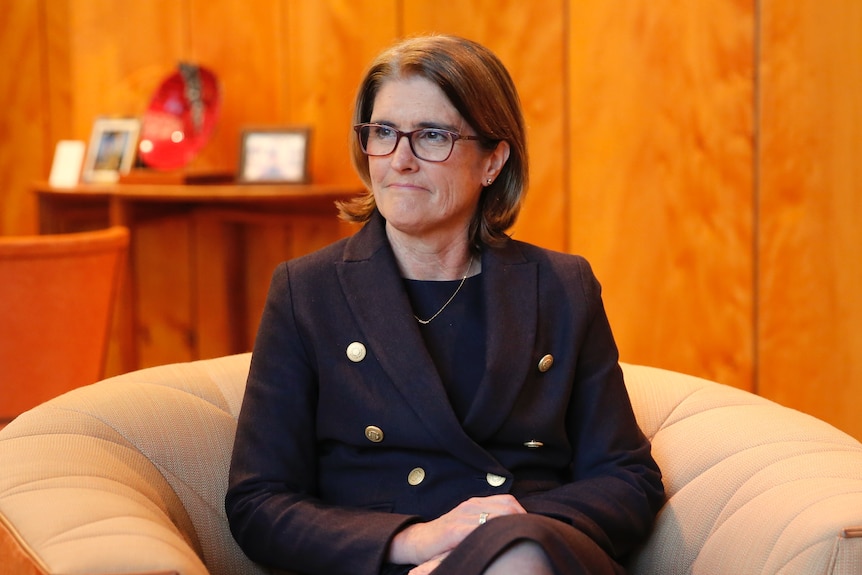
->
[387,494,527,574]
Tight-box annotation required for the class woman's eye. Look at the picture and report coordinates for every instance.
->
[372,126,396,139]
[419,130,448,143]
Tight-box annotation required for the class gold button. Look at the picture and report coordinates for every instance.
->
[346,341,367,362]
[408,467,426,486]
[537,354,554,372]
[486,473,506,487]
[524,440,544,448]
[364,425,384,443]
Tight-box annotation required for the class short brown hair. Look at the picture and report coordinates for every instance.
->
[338,35,529,247]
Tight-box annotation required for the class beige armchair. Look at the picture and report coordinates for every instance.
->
[1,354,860,575]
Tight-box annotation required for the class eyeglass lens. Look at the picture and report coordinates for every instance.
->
[357,125,456,162]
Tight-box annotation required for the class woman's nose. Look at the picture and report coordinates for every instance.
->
[390,135,418,168]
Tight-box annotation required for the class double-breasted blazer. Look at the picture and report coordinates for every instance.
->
[226,211,664,575]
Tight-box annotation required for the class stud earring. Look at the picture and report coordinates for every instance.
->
[485,178,493,186]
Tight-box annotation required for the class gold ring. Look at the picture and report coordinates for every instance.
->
[478,512,489,525]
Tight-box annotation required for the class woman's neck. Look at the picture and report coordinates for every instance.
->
[386,225,476,281]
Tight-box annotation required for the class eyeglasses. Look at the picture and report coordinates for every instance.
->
[353,123,481,162]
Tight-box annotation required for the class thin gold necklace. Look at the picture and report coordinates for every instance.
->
[413,254,475,325]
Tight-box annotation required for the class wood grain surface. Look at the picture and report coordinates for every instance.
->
[567,0,756,389]
[758,0,862,438]
[2,1,860,438]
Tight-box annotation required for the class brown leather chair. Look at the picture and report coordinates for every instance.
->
[0,226,129,424]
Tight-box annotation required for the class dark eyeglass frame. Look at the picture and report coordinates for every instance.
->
[353,123,481,162]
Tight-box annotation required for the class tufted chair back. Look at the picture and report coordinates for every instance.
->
[1,354,860,574]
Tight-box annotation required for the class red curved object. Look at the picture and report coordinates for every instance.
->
[138,63,221,170]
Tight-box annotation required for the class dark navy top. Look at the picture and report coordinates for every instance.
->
[403,274,485,423]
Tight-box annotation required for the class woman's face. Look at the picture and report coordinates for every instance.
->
[368,75,507,245]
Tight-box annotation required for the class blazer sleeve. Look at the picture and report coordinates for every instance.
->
[518,258,665,559]
[225,263,418,575]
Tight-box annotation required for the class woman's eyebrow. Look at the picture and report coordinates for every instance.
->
[416,121,460,131]
[368,119,461,132]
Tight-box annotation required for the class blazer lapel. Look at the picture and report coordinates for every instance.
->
[336,214,502,469]
[462,242,538,442]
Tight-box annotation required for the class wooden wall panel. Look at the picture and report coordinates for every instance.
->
[0,2,48,234]
[286,0,399,187]
[567,0,756,389]
[402,0,568,252]
[43,0,73,147]
[51,2,192,368]
[3,0,861,438]
[59,1,186,140]
[758,0,862,439]
[188,0,288,172]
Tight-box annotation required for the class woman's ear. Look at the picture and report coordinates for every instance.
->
[485,140,510,182]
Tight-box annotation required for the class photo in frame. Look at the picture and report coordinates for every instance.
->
[237,127,311,184]
[81,117,141,183]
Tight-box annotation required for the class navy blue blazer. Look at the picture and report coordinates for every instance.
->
[226,211,664,575]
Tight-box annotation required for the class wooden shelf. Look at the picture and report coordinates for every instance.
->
[34,182,364,375]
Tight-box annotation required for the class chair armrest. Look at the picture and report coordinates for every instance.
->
[0,354,262,575]
[623,363,862,575]
[0,404,207,574]
[0,513,179,575]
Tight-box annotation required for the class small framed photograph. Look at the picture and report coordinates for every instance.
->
[81,117,141,184]
[238,127,311,184]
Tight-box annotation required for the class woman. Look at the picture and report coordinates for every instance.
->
[226,35,664,575]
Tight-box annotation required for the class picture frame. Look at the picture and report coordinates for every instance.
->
[237,127,311,184]
[81,117,141,184]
